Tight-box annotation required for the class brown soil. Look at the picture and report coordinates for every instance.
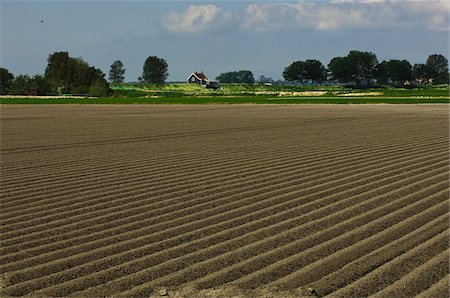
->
[0,104,448,297]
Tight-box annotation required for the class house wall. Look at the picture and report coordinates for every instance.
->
[188,75,200,85]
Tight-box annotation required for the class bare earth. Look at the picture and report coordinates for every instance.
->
[0,104,449,297]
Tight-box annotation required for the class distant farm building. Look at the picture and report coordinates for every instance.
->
[187,72,219,89]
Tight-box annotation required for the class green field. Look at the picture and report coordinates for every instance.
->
[1,83,448,104]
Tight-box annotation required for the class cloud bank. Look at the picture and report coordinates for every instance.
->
[241,0,449,32]
[160,1,449,34]
[160,4,235,33]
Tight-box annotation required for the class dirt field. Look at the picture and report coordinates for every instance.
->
[0,104,448,297]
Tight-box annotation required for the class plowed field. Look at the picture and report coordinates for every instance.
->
[1,104,448,297]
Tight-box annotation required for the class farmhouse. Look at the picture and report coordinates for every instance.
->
[187,72,219,89]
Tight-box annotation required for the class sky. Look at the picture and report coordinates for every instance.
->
[1,0,449,82]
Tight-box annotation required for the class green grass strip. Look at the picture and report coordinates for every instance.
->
[0,97,449,105]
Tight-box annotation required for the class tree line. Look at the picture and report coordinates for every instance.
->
[0,52,169,96]
[1,50,448,96]
[281,51,448,86]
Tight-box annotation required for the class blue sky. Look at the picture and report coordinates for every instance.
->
[1,0,449,82]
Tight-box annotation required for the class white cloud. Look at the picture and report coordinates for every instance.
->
[160,4,235,33]
[241,0,450,32]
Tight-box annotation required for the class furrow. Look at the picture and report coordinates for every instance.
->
[328,230,449,297]
[0,144,256,179]
[188,187,450,290]
[1,151,445,265]
[235,204,449,290]
[1,136,406,216]
[74,184,448,298]
[370,249,449,298]
[0,141,319,194]
[0,144,302,199]
[0,117,384,181]
[2,129,444,204]
[416,275,450,298]
[2,144,445,244]
[0,145,319,214]
[303,215,450,296]
[1,129,442,185]
[2,132,437,214]
[17,172,447,297]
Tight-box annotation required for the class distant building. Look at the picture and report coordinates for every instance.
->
[257,75,275,85]
[187,72,219,89]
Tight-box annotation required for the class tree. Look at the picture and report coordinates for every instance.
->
[283,61,303,82]
[142,56,168,84]
[328,57,352,84]
[412,63,429,79]
[109,60,125,83]
[10,75,33,95]
[44,51,72,92]
[237,70,255,84]
[45,51,110,95]
[0,67,14,94]
[216,70,255,84]
[385,60,412,86]
[282,60,326,83]
[216,72,234,83]
[373,61,389,85]
[426,54,448,84]
[9,74,51,95]
[346,50,378,86]
[30,75,51,95]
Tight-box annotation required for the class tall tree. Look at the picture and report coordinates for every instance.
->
[426,54,448,84]
[142,56,168,84]
[283,60,326,83]
[282,61,303,82]
[45,51,110,95]
[373,61,389,85]
[412,63,429,79]
[346,50,378,86]
[0,67,14,94]
[109,60,126,83]
[328,57,352,84]
[44,51,72,92]
[385,59,412,85]
[30,75,51,95]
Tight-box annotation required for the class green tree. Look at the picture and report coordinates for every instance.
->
[412,63,429,79]
[216,72,234,83]
[10,75,32,95]
[385,60,412,86]
[328,57,352,84]
[283,61,302,82]
[0,67,14,94]
[45,51,110,95]
[373,61,389,85]
[283,60,326,83]
[346,50,378,86]
[236,70,255,84]
[109,60,125,83]
[426,54,448,84]
[30,75,51,95]
[142,56,168,84]
[9,74,51,95]
[216,70,255,84]
[44,51,72,92]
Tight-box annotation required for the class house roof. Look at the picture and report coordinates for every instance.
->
[189,72,209,81]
